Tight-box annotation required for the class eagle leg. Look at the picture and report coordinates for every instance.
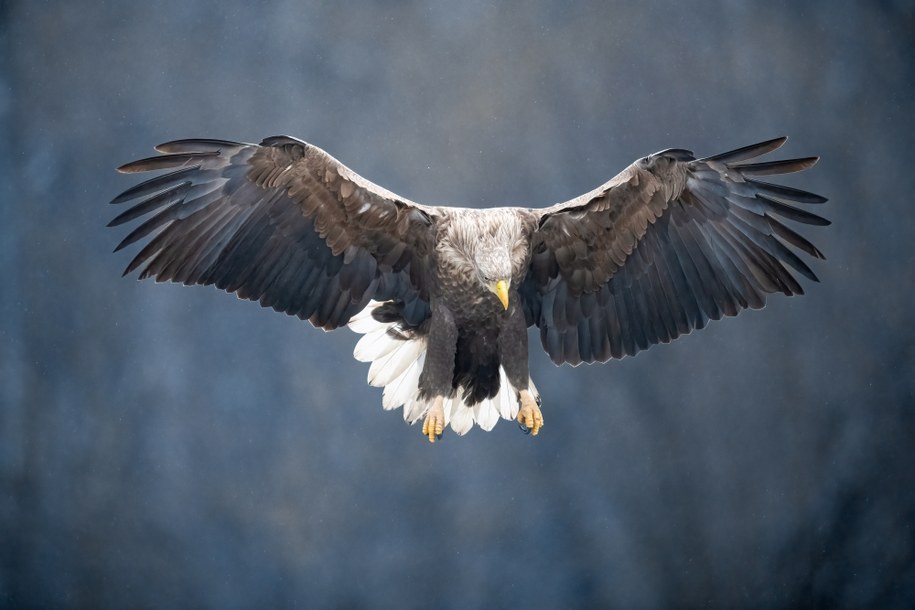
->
[422,396,445,443]
[517,389,544,436]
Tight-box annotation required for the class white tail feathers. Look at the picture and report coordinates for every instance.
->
[348,301,539,435]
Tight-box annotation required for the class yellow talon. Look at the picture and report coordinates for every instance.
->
[517,390,544,436]
[422,396,445,443]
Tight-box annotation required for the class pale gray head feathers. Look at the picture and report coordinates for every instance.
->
[438,208,530,289]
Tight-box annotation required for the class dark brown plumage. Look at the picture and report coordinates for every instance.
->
[110,135,828,440]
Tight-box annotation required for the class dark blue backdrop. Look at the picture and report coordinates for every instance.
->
[1,2,913,608]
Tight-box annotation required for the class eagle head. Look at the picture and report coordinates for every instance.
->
[439,210,529,311]
[476,250,513,310]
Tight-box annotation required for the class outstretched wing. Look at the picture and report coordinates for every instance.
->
[521,137,829,365]
[110,136,436,329]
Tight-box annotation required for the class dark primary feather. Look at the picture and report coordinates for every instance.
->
[525,137,828,365]
[110,136,436,330]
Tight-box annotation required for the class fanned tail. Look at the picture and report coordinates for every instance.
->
[348,301,539,435]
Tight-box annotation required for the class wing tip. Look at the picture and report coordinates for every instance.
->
[762,135,789,150]
[115,161,142,174]
[700,136,790,164]
[154,138,246,153]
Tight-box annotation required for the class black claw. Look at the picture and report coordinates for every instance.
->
[436,433,443,441]
[518,422,531,435]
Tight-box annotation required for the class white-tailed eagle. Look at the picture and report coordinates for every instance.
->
[110,135,828,442]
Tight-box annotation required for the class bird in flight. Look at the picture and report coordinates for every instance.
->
[110,135,828,442]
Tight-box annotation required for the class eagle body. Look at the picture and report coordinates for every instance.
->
[351,208,541,434]
[429,207,539,399]
[110,135,828,441]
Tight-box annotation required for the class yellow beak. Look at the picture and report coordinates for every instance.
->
[493,279,510,310]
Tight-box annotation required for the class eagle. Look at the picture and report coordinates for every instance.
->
[110,135,827,442]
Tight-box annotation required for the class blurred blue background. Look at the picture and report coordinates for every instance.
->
[1,1,913,608]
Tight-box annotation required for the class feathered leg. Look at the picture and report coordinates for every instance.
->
[418,305,457,442]
[500,301,544,436]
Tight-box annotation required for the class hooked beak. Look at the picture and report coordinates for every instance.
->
[492,279,510,310]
